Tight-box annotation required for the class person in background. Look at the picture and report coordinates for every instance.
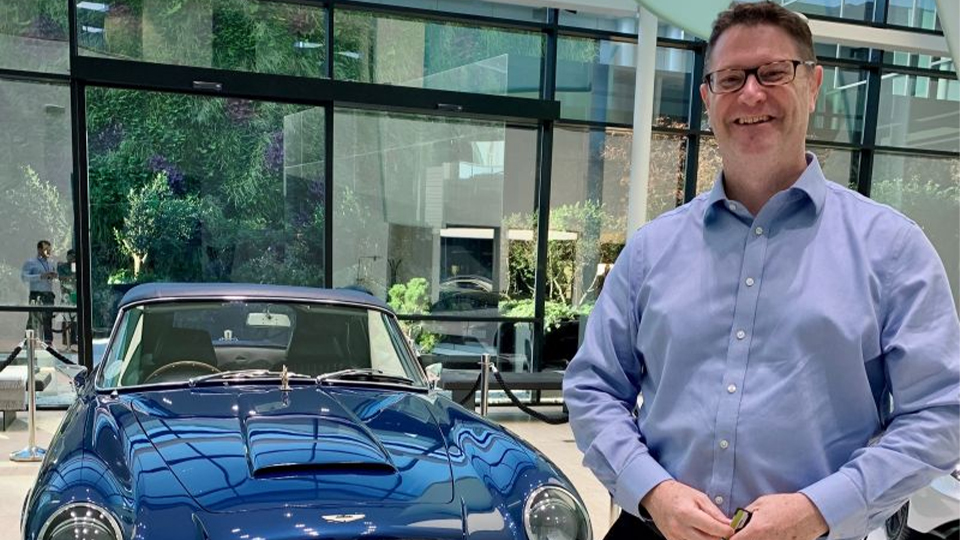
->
[22,240,58,344]
[563,3,960,540]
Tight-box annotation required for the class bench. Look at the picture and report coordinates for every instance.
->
[0,366,53,431]
[439,368,564,405]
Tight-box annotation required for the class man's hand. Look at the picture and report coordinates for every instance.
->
[641,480,735,540]
[730,493,828,540]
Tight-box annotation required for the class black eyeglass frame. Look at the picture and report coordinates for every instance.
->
[703,59,817,94]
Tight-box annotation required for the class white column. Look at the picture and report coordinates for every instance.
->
[626,6,659,234]
[935,0,959,68]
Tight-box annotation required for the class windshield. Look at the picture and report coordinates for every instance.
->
[98,300,424,388]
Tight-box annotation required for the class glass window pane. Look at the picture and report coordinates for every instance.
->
[419,320,537,371]
[807,145,856,188]
[697,137,722,195]
[333,110,538,320]
[658,22,696,41]
[556,37,636,124]
[887,0,941,30]
[870,153,959,308]
[559,11,638,34]
[78,0,327,78]
[877,71,960,152]
[358,0,547,23]
[87,88,325,330]
[882,51,955,74]
[0,80,74,308]
[775,0,874,22]
[0,317,84,406]
[655,48,694,128]
[648,134,687,220]
[809,66,866,144]
[550,127,629,312]
[0,0,69,73]
[334,11,542,98]
[814,40,871,62]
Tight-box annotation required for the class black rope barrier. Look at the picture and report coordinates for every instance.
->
[490,368,569,425]
[0,340,26,374]
[39,343,77,365]
[456,374,483,407]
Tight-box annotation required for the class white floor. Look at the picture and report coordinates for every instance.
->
[0,407,887,540]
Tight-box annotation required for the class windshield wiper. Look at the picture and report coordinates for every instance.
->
[317,368,415,386]
[189,368,313,386]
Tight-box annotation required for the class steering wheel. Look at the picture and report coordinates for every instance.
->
[143,360,220,384]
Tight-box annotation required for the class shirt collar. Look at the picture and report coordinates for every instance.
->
[703,152,827,223]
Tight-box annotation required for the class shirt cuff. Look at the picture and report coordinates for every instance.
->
[800,471,867,540]
[614,452,673,517]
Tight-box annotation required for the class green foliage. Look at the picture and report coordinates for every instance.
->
[114,172,202,277]
[504,200,624,306]
[2,166,72,255]
[499,299,593,333]
[387,278,439,353]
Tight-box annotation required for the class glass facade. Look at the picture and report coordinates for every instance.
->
[0,0,955,391]
[871,153,960,308]
[1,0,69,73]
[334,10,543,98]
[77,0,328,77]
[86,88,326,329]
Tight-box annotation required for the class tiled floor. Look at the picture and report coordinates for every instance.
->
[0,406,885,540]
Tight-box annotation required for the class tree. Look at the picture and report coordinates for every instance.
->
[114,172,201,278]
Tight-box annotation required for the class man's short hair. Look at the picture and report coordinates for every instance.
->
[37,240,51,250]
[706,1,816,69]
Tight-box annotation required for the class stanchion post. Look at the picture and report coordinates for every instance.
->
[479,354,491,416]
[11,330,47,463]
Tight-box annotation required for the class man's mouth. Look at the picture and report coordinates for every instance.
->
[734,115,773,125]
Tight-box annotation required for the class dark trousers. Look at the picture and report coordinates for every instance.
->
[604,511,664,540]
[27,291,55,344]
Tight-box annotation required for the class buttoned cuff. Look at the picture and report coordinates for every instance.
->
[800,471,867,540]
[614,452,673,517]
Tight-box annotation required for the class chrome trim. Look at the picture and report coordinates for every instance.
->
[37,502,123,540]
[523,484,593,540]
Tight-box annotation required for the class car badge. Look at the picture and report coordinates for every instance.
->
[280,364,290,391]
[321,514,365,523]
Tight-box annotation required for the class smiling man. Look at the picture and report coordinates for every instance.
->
[563,3,960,540]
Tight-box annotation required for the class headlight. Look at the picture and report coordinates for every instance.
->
[523,485,592,540]
[38,503,121,540]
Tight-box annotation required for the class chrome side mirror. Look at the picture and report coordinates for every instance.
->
[72,366,89,396]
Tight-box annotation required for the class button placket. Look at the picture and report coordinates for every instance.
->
[709,221,769,512]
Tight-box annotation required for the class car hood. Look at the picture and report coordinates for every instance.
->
[126,385,455,513]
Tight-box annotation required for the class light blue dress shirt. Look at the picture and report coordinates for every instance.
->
[563,155,960,540]
[21,256,55,293]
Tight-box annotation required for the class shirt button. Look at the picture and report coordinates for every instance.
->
[745,277,755,287]
[728,202,737,211]
[754,226,764,236]
[719,440,729,449]
[727,384,737,394]
[715,496,724,505]
[736,330,746,340]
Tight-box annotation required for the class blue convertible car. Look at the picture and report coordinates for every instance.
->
[21,283,591,540]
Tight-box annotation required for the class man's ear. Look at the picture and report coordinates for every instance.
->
[700,83,710,114]
[808,64,824,113]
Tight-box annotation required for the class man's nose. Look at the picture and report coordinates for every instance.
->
[737,73,767,104]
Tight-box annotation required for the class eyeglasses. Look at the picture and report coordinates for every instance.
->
[703,59,816,94]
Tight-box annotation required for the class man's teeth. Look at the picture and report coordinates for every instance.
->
[736,115,771,125]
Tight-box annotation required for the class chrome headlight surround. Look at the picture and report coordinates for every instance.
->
[523,485,592,540]
[38,502,122,540]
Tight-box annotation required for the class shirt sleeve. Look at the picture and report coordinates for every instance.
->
[562,235,673,516]
[801,223,960,539]
[21,259,41,283]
